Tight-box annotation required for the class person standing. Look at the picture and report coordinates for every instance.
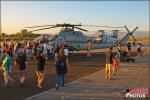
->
[117,44,122,61]
[1,49,6,61]
[55,48,70,90]
[127,42,131,53]
[0,44,2,62]
[105,47,113,80]
[0,50,13,86]
[43,42,48,60]
[86,42,92,57]
[49,43,54,60]
[112,53,120,75]
[64,44,69,58]
[28,42,33,60]
[36,51,45,89]
[14,42,21,65]
[137,43,142,58]
[54,42,60,61]
[17,46,27,86]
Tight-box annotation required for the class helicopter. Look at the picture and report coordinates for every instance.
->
[24,23,138,52]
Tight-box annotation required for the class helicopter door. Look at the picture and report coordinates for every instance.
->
[75,44,80,51]
[112,30,118,38]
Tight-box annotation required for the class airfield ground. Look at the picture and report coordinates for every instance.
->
[25,53,150,100]
[0,46,149,100]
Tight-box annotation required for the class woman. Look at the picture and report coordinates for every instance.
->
[55,48,70,90]
[54,42,60,61]
[36,51,45,89]
[17,46,27,86]
[0,50,13,86]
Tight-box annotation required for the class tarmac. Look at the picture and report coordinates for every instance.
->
[25,54,150,100]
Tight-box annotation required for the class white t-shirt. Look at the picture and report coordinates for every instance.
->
[137,44,141,49]
[50,45,53,53]
[64,48,69,56]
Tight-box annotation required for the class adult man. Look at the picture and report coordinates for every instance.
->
[127,42,131,53]
[105,47,113,80]
[137,43,142,58]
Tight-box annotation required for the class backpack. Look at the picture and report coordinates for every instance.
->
[59,58,66,67]
[55,56,66,68]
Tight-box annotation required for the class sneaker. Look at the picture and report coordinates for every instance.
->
[37,85,43,89]
[105,76,108,79]
[56,86,59,90]
[4,83,9,87]
[61,85,65,87]
[108,78,112,80]
[20,82,23,86]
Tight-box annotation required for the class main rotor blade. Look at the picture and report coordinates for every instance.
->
[74,26,89,32]
[25,25,55,28]
[131,26,138,34]
[82,25,124,28]
[124,25,131,33]
[56,24,82,27]
[29,26,57,32]
[129,26,138,42]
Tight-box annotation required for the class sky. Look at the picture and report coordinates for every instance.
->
[1,1,149,34]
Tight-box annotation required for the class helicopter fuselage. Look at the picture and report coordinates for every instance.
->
[50,30,119,51]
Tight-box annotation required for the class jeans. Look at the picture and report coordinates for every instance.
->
[56,74,65,87]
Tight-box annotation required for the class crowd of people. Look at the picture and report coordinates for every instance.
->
[105,42,143,80]
[0,40,142,89]
[0,40,70,90]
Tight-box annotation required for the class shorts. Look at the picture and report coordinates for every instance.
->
[36,68,44,73]
[19,70,26,77]
[3,70,10,77]
[112,65,118,68]
[137,48,141,52]
[105,64,111,71]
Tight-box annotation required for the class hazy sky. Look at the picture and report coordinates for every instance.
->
[1,1,149,34]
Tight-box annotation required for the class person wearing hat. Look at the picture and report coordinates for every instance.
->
[0,50,13,86]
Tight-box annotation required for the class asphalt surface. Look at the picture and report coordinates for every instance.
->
[25,54,150,100]
[0,52,105,100]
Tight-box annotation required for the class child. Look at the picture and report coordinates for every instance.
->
[112,53,120,75]
[36,51,45,89]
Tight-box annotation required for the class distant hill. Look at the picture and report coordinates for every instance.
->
[132,31,149,39]
[86,31,149,39]
[119,31,149,39]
